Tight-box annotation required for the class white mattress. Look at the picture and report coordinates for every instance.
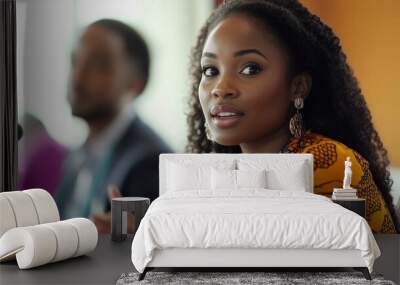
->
[131,190,380,273]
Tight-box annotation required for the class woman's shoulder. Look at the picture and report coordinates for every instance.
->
[287,130,369,188]
[288,132,397,233]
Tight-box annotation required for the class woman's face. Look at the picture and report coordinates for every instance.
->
[199,14,294,146]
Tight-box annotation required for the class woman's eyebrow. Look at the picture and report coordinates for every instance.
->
[202,52,217,59]
[234,49,267,59]
[201,49,267,59]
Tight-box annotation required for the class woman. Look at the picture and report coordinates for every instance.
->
[186,0,399,233]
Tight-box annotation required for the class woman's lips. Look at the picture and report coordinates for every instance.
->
[210,104,244,129]
[212,114,243,128]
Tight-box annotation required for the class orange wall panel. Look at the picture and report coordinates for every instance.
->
[301,0,400,166]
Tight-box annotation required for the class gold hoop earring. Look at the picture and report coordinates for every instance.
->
[204,121,213,141]
[289,97,304,138]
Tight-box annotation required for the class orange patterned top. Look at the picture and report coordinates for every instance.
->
[286,130,396,233]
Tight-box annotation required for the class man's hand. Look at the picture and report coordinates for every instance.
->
[90,185,121,234]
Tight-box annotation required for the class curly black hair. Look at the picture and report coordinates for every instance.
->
[185,0,399,231]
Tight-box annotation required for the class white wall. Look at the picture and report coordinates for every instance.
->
[18,0,86,147]
[17,0,213,151]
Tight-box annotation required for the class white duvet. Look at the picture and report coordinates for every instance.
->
[131,190,380,273]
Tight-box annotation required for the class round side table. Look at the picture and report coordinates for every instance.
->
[111,197,150,242]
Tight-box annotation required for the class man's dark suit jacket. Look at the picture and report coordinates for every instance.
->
[103,116,172,210]
[56,116,172,218]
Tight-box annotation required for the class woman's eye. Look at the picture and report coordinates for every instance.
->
[240,63,262,76]
[202,66,219,77]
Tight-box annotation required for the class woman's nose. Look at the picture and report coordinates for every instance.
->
[211,76,238,99]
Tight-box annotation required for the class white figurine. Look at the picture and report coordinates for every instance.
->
[342,156,352,189]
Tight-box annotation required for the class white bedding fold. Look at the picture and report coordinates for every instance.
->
[131,190,380,273]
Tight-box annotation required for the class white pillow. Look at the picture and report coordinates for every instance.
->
[211,169,267,190]
[238,159,308,192]
[166,160,235,192]
[236,169,267,189]
[267,164,307,191]
[211,168,236,190]
[167,162,209,191]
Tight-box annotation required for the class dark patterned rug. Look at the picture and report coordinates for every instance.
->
[117,271,396,285]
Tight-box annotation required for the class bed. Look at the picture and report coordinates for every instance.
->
[131,153,380,280]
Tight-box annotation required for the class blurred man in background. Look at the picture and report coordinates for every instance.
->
[56,19,171,232]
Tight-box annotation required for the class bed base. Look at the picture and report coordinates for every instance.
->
[138,267,371,281]
[138,248,372,281]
